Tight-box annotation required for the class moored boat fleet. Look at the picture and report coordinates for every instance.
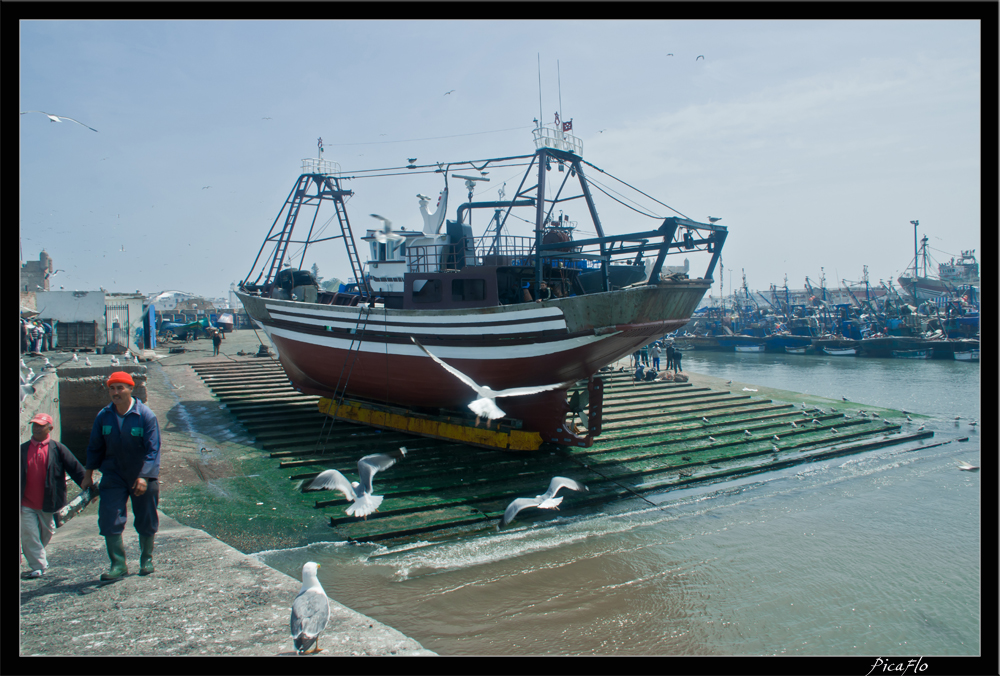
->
[673,260,979,361]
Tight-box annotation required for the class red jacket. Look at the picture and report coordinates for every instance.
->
[20,439,86,513]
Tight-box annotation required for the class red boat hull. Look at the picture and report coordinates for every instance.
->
[237,280,710,443]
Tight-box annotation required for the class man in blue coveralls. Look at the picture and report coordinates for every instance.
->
[82,371,161,580]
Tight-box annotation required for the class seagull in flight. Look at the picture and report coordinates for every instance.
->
[370,214,403,243]
[498,476,588,528]
[20,110,99,132]
[696,55,705,61]
[412,337,575,426]
[301,447,407,518]
[444,90,455,95]
[956,460,979,472]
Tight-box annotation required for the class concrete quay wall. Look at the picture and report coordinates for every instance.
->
[18,510,435,657]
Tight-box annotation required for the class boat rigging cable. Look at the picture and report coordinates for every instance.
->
[321,125,535,147]
[315,302,375,454]
[580,158,691,221]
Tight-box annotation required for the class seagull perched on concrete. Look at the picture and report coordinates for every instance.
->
[85,357,92,366]
[290,562,331,654]
[883,419,892,426]
[811,419,821,425]
[708,436,717,442]
[842,397,848,401]
[789,421,798,428]
[701,417,711,424]
[969,420,977,428]
[72,353,79,362]
[743,430,752,437]
[918,425,925,431]
[772,445,780,453]
[831,428,838,434]
[956,460,979,472]
[772,435,780,442]
[499,476,588,528]
[412,337,575,426]
[20,110,99,132]
[301,447,407,519]
[370,214,403,243]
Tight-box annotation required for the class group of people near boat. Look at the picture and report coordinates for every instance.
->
[632,340,683,381]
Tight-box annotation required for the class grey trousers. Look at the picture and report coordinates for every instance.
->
[20,505,55,572]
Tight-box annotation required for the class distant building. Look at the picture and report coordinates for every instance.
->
[20,250,54,292]
[145,290,196,311]
[173,297,216,313]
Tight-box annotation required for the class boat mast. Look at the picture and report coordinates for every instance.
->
[910,219,919,280]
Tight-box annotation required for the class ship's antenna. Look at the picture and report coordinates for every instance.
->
[557,60,563,131]
[537,53,543,129]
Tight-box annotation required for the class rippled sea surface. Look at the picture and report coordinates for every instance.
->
[257,352,981,656]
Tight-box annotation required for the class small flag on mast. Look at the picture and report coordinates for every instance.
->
[562,120,573,132]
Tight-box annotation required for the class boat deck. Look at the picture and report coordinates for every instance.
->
[190,360,937,543]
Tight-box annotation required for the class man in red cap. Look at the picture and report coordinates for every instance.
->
[83,371,162,580]
[20,413,87,578]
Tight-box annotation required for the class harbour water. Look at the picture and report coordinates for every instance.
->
[255,352,981,656]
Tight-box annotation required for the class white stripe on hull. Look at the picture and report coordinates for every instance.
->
[264,302,565,326]
[267,307,568,335]
[264,324,618,361]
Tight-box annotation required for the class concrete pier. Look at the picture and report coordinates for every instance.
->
[19,332,436,657]
[18,509,434,656]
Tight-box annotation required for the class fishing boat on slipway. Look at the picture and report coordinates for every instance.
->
[236,119,727,450]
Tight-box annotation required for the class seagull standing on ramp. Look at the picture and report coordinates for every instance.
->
[290,562,331,654]
[411,337,576,427]
[20,110,99,132]
[302,447,407,518]
[499,476,589,528]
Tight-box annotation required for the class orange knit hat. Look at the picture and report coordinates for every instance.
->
[106,371,135,388]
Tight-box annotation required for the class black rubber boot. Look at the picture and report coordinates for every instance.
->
[101,534,128,581]
[139,534,155,575]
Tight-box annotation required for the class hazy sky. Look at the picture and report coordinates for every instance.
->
[19,19,982,300]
